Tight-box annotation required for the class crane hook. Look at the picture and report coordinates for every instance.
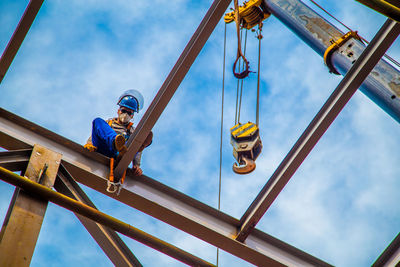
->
[233,156,256,174]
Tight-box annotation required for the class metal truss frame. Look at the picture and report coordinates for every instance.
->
[0,108,331,266]
[0,0,399,266]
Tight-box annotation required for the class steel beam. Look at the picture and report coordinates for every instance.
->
[0,166,216,267]
[0,145,62,266]
[0,0,44,83]
[114,0,232,178]
[55,164,143,267]
[236,18,400,242]
[372,232,400,267]
[0,108,331,266]
[0,149,31,171]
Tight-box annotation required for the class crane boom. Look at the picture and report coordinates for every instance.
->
[263,0,400,123]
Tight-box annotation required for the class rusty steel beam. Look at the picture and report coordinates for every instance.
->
[236,18,400,242]
[114,0,232,178]
[55,165,143,267]
[0,145,62,266]
[0,0,44,83]
[0,166,216,267]
[0,108,331,266]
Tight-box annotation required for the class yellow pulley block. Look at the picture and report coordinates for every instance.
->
[230,122,263,174]
[224,0,271,29]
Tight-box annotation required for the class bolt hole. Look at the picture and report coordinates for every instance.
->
[347,52,354,57]
[391,95,396,99]
[352,60,356,64]
[348,43,353,48]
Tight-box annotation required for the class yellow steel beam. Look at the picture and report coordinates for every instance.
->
[0,166,215,267]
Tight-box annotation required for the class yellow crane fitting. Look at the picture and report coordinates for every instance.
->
[324,31,362,75]
[230,122,263,174]
[224,0,271,29]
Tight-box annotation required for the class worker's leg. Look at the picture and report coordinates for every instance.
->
[91,118,117,158]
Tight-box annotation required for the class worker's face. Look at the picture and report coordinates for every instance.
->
[118,108,134,124]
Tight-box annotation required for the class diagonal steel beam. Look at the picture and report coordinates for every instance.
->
[114,0,232,178]
[0,108,331,266]
[0,0,44,83]
[235,18,400,242]
[55,164,143,267]
[372,232,400,266]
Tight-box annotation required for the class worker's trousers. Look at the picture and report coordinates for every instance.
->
[91,118,118,158]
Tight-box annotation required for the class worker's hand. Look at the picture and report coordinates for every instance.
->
[131,165,143,176]
[84,143,97,152]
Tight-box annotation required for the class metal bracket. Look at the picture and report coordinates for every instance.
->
[324,31,362,75]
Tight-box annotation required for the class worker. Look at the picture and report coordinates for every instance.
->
[84,89,153,176]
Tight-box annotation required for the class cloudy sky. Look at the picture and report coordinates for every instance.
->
[1,0,400,266]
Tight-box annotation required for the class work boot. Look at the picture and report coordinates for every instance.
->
[113,134,127,154]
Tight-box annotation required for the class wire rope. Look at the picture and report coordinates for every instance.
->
[237,29,248,124]
[234,28,244,125]
[216,22,227,267]
[256,24,262,126]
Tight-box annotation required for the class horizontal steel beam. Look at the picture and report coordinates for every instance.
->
[0,108,331,266]
[55,165,143,267]
[0,149,31,171]
[0,0,44,83]
[236,18,400,242]
[0,166,215,267]
[114,0,232,178]
[372,232,400,267]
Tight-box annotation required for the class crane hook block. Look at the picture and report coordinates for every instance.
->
[230,122,262,174]
[224,0,271,30]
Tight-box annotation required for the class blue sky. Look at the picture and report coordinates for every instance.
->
[1,0,400,266]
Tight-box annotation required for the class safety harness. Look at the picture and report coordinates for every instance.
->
[105,119,132,195]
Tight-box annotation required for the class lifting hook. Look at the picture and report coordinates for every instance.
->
[233,156,256,174]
